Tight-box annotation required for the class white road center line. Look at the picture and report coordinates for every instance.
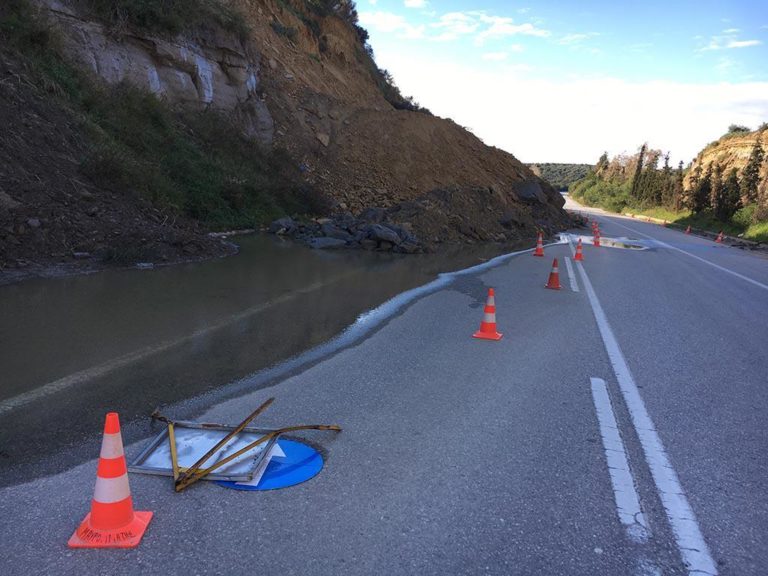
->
[576,260,718,575]
[564,256,579,292]
[603,217,768,293]
[590,377,648,543]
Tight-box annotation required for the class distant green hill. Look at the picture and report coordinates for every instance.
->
[528,163,593,190]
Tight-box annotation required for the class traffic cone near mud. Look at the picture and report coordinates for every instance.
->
[715,231,724,243]
[685,225,691,234]
[68,413,153,549]
[533,231,545,257]
[545,258,561,290]
[574,238,584,261]
[473,288,503,341]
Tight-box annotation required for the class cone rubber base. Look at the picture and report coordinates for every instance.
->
[68,511,153,549]
[545,284,561,290]
[473,330,503,341]
[533,250,544,257]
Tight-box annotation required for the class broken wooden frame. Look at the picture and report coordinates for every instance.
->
[129,399,341,492]
[128,419,282,483]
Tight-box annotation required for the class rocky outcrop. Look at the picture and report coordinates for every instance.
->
[35,0,274,144]
[685,129,768,190]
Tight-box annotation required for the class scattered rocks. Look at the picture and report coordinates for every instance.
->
[316,132,330,147]
[26,218,41,229]
[267,207,425,253]
[268,217,296,235]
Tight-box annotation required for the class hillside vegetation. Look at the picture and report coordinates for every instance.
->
[570,127,768,242]
[528,163,592,191]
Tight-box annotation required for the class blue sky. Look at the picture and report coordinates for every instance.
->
[358,1,768,163]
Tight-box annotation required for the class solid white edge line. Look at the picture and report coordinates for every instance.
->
[606,217,768,293]
[576,259,718,575]
[590,377,648,543]
[564,257,579,292]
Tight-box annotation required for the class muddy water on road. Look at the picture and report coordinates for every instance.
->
[0,235,512,482]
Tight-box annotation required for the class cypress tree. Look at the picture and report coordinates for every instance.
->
[693,164,712,214]
[741,140,765,205]
[719,168,741,222]
[711,163,724,218]
[630,143,647,200]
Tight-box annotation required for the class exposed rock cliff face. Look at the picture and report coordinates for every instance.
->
[685,129,768,191]
[35,0,274,143]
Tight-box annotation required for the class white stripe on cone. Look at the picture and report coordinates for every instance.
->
[100,432,125,459]
[93,475,132,504]
[483,312,496,322]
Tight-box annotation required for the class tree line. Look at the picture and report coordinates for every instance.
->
[572,128,766,226]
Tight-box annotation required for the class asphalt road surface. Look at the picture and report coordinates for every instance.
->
[1,198,766,575]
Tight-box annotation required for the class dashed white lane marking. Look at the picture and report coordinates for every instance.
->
[576,260,718,575]
[590,377,648,543]
[603,217,768,293]
[564,257,579,292]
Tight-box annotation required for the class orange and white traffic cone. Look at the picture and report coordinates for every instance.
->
[533,231,545,257]
[473,288,503,341]
[593,232,601,247]
[68,413,153,549]
[685,225,691,234]
[574,238,584,261]
[715,231,724,243]
[545,258,561,290]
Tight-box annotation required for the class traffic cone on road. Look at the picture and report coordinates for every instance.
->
[574,238,584,261]
[593,231,601,247]
[473,288,503,341]
[533,231,545,257]
[545,258,561,290]
[685,225,691,234]
[68,413,153,549]
[715,231,724,243]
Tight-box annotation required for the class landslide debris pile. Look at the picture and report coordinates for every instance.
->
[1,0,567,274]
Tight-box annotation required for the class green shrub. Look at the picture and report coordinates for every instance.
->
[80,0,248,39]
[270,20,298,41]
[732,204,756,227]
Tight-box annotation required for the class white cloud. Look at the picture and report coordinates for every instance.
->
[727,39,762,48]
[699,29,763,51]
[475,15,550,44]
[358,11,425,39]
[559,33,590,45]
[370,48,768,164]
[404,0,427,7]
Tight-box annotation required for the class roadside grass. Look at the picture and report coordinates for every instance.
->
[1,0,327,231]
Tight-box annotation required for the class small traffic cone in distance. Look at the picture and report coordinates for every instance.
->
[533,231,544,257]
[593,232,601,247]
[574,238,584,261]
[545,258,561,290]
[685,225,691,234]
[473,288,503,341]
[68,413,153,549]
[715,231,723,243]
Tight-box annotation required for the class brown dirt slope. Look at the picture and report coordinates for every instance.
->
[244,0,566,240]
